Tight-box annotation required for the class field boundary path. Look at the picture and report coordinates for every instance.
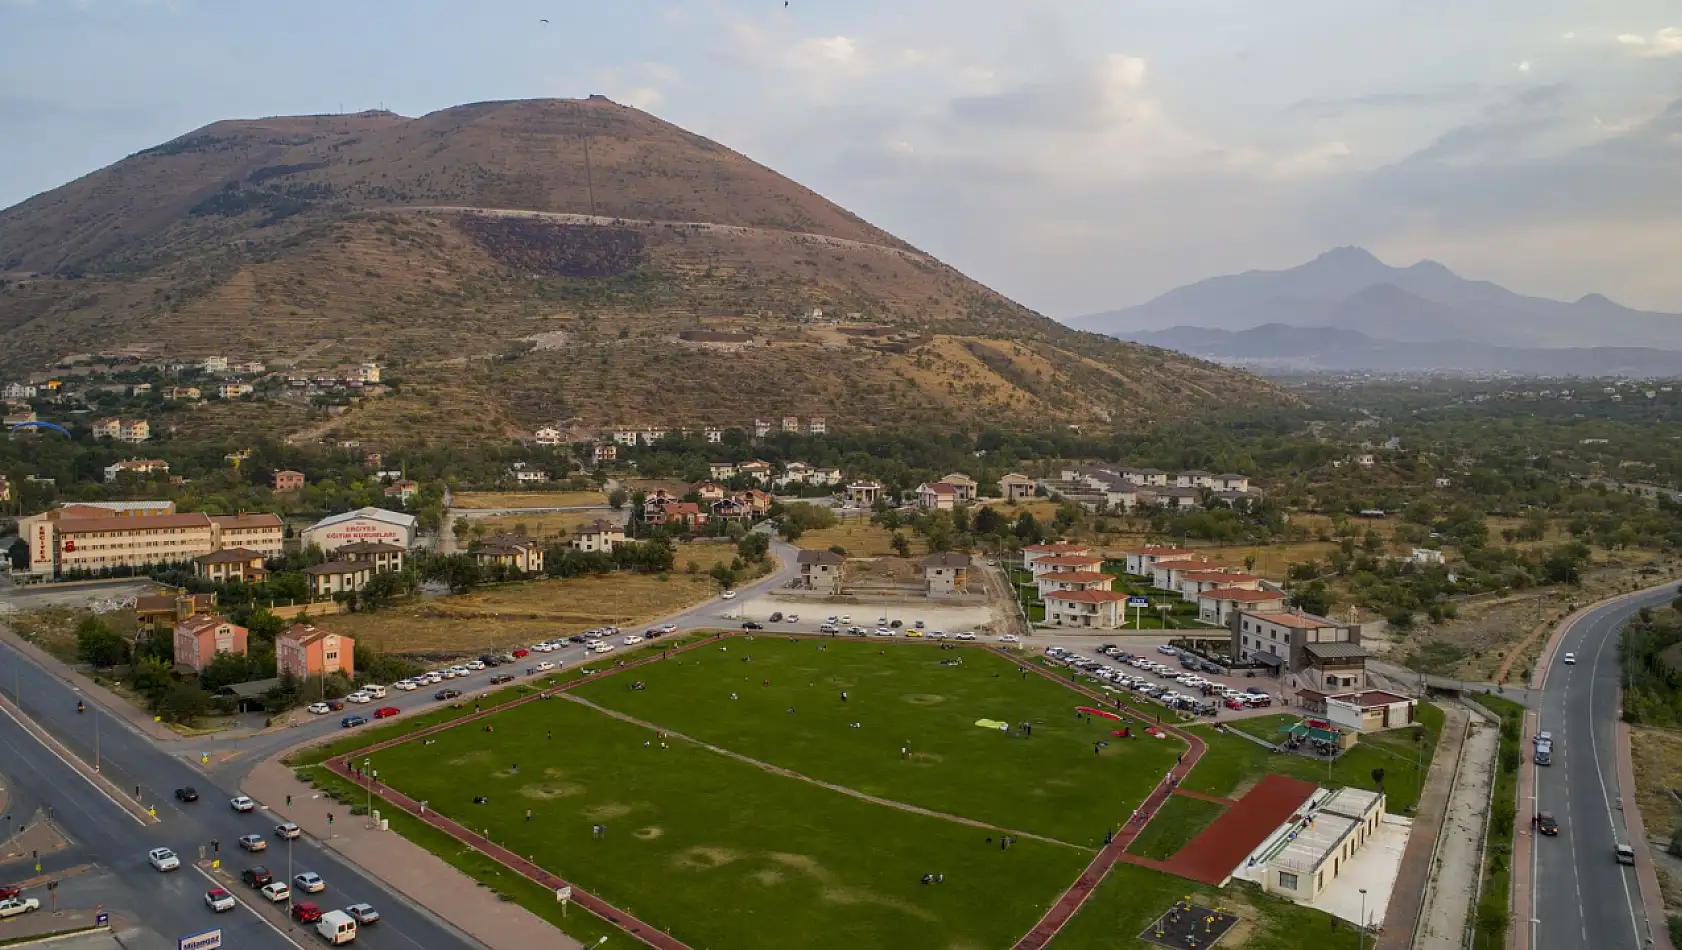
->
[559,693,1086,849]
[1410,702,1492,950]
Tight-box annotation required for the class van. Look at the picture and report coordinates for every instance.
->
[364,685,387,699]
[317,909,357,944]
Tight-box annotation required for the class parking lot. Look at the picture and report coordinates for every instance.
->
[1038,642,1293,722]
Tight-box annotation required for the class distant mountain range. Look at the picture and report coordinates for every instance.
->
[1072,247,1682,373]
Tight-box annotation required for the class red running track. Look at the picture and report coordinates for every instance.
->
[1161,774,1317,886]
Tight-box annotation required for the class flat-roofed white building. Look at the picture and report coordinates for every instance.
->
[300,507,418,553]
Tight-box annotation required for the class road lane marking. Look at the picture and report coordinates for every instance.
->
[190,863,308,950]
[1586,607,1643,945]
[0,702,147,826]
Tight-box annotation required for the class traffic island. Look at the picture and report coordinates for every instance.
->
[0,907,110,947]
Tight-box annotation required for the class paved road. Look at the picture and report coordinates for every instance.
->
[1533,584,1677,950]
[0,645,485,950]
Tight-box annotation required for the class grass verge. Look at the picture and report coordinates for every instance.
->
[1127,795,1226,861]
[1470,694,1523,950]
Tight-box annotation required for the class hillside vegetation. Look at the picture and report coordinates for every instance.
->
[0,97,1290,439]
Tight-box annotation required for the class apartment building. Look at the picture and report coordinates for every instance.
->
[173,615,248,673]
[276,624,354,680]
[210,512,284,557]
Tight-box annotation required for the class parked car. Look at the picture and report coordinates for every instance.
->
[512,649,530,658]
[205,887,237,913]
[238,834,266,852]
[344,903,381,925]
[768,612,784,622]
[623,635,644,646]
[241,866,274,888]
[1157,645,1178,656]
[530,661,556,673]
[435,689,462,701]
[374,706,400,719]
[345,691,372,704]
[392,680,417,691]
[490,674,515,685]
[291,902,324,924]
[174,787,199,803]
[955,632,976,641]
[307,702,331,715]
[1617,844,1637,865]
[0,886,20,901]
[0,896,40,918]
[742,622,764,631]
[819,624,838,633]
[721,590,737,599]
[998,634,1020,643]
[260,881,291,903]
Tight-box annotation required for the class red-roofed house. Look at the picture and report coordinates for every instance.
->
[1021,543,1093,568]
[916,482,959,511]
[1177,569,1262,601]
[1035,570,1115,598]
[1044,589,1130,629]
[1122,546,1201,576]
[173,615,248,673]
[1197,586,1286,624]
[1027,553,1107,579]
[1151,556,1212,592]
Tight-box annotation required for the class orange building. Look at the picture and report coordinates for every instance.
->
[273,470,306,492]
[173,615,249,673]
[276,624,354,680]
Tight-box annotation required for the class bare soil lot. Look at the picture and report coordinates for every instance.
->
[450,490,608,509]
[472,510,615,539]
[795,523,928,558]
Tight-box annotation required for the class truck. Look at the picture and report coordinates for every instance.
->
[317,909,358,944]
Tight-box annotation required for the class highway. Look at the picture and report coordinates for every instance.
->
[1532,584,1677,950]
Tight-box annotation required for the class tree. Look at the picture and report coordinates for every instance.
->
[75,615,130,667]
[608,488,629,510]
[1014,512,1044,545]
[199,651,256,693]
[891,531,912,558]
[779,521,805,542]
[1370,767,1386,790]
[973,506,1001,535]
[155,682,212,725]
[131,655,174,701]
[1288,581,1333,616]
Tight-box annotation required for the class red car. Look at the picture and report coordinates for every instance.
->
[0,886,19,901]
[291,902,323,924]
[1224,697,1245,710]
[326,700,346,712]
[512,648,529,658]
[374,706,400,719]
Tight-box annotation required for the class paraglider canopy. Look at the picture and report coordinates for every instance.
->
[7,420,71,437]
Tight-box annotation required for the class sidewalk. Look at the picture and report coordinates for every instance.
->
[244,755,581,950]
[1375,703,1468,950]
[1413,704,1495,950]
[0,907,108,944]
[1512,708,1538,950]
[1617,719,1675,950]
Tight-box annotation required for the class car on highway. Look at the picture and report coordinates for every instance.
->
[291,901,324,924]
[260,881,290,903]
[623,635,643,646]
[205,887,237,912]
[435,688,462,701]
[241,866,274,888]
[1563,652,1576,665]
[742,621,764,631]
[230,795,256,812]
[148,847,180,872]
[467,660,487,670]
[955,632,976,641]
[275,822,301,840]
[819,624,838,634]
[238,834,266,852]
[1617,843,1636,865]
[345,902,381,925]
[0,897,40,918]
[786,615,799,623]
[530,661,556,673]
[998,634,1020,643]
[294,871,326,893]
[929,631,947,640]
[341,715,368,728]
[0,886,19,901]
[513,648,530,658]
[874,627,895,637]
[905,630,922,638]
[345,691,372,704]
[839,615,852,625]
[374,705,400,719]
[659,623,678,634]
[1538,812,1560,836]
[487,673,513,685]
[721,590,737,599]
[769,612,784,622]
[307,702,332,715]
[1535,731,1553,745]
[174,787,199,803]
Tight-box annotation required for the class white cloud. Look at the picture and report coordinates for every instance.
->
[1617,27,1682,57]
[595,62,679,112]
[1516,60,1532,72]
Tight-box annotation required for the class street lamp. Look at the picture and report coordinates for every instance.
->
[1359,888,1369,950]
[363,758,373,821]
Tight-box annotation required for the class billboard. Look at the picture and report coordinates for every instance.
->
[179,930,222,950]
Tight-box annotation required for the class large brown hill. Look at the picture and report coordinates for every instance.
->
[0,97,1292,440]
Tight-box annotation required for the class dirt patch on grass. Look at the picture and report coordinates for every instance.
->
[584,802,638,822]
[671,845,744,870]
[473,510,615,540]
[451,491,608,509]
[750,868,786,886]
[447,749,494,767]
[797,524,927,558]
[518,782,585,800]
[633,826,665,841]
[901,693,948,705]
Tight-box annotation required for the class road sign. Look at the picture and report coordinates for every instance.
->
[1127,597,1150,607]
[179,930,222,950]
[95,912,108,925]
[556,885,572,902]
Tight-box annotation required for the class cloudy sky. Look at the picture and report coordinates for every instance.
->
[3,0,1681,316]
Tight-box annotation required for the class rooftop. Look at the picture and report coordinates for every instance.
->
[1043,589,1130,604]
[1039,571,1113,584]
[1201,587,1285,602]
[193,548,267,565]
[798,550,845,565]
[1023,543,1091,554]
[1246,610,1342,630]
[919,552,972,569]
[1032,555,1107,567]
[56,512,212,534]
[302,561,370,576]
[1303,641,1370,661]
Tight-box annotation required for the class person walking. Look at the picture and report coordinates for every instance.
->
[526,808,533,822]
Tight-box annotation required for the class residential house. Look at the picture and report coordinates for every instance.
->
[303,561,373,597]
[534,426,562,446]
[796,550,844,594]
[660,502,707,529]
[806,417,826,435]
[704,427,724,444]
[1026,553,1107,580]
[276,624,354,680]
[940,474,978,502]
[571,519,626,554]
[104,458,170,482]
[218,382,253,399]
[134,592,217,631]
[201,356,229,373]
[0,474,9,503]
[612,427,639,446]
[173,615,248,673]
[1035,570,1114,599]
[777,462,815,487]
[1123,467,1169,487]
[916,482,959,511]
[811,466,843,486]
[174,614,248,672]
[508,463,547,484]
[740,490,772,516]
[1410,548,1446,566]
[474,535,546,574]
[2,382,36,401]
[1044,590,1130,629]
[591,443,617,465]
[130,383,152,396]
[845,481,883,507]
[641,489,677,520]
[1155,486,1205,510]
[920,552,971,595]
[709,462,738,480]
[1214,473,1251,493]
[192,548,269,584]
[274,470,306,492]
[1151,557,1213,592]
[337,541,407,574]
[738,460,772,483]
[781,416,800,433]
[1021,543,1094,569]
[1228,609,1367,686]
[1197,587,1286,625]
[162,386,200,400]
[1177,570,1262,601]
[1296,690,1417,732]
[1121,546,1200,577]
[998,473,1036,501]
[754,419,773,438]
[3,408,36,426]
[694,482,728,503]
[711,497,750,521]
[638,427,668,445]
[1176,470,1215,489]
[383,479,419,503]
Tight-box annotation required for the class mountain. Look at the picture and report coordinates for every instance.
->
[1073,247,1682,351]
[1131,324,1682,376]
[0,97,1291,441]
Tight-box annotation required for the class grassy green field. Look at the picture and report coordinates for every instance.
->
[1126,794,1227,861]
[1048,865,1365,950]
[1181,702,1446,814]
[572,638,1186,844]
[370,695,1089,950]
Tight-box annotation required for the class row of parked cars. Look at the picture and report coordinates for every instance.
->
[1044,644,1273,715]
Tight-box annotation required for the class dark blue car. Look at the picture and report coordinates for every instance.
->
[340,715,368,729]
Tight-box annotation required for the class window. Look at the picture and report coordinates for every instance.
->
[1277,871,1299,890]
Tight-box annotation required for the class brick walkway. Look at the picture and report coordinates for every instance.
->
[1377,703,1470,950]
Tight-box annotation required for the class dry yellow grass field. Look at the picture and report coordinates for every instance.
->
[450,491,609,510]
[671,541,741,572]
[473,510,611,539]
[1631,727,1682,909]
[327,573,721,656]
[795,523,929,558]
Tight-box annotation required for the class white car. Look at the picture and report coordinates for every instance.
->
[345,692,371,704]
[441,669,459,679]
[827,615,839,623]
[425,672,443,684]
[721,590,737,599]
[839,615,852,625]
[1157,645,1179,656]
[659,623,678,634]
[593,643,616,653]
[532,643,554,653]
[261,882,290,903]
[0,897,40,918]
[275,821,301,840]
[393,680,417,691]
[955,632,976,641]
[294,872,326,894]
[819,624,838,634]
[450,665,470,676]
[230,795,256,813]
[307,702,331,715]
[875,627,895,637]
[467,660,487,670]
[623,635,644,646]
[786,614,799,623]
[205,887,236,913]
[345,902,381,925]
[1562,653,1576,665]
[998,634,1020,643]
[533,660,556,672]
[148,847,180,872]
[929,631,948,640]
